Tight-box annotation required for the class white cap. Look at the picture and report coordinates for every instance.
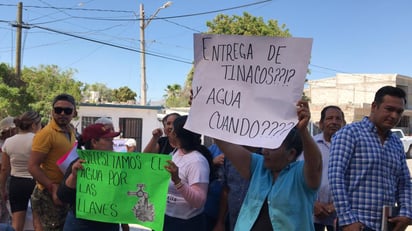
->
[0,116,15,133]
[95,117,113,125]
[125,138,136,147]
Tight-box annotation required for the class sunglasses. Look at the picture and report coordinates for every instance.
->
[53,107,73,115]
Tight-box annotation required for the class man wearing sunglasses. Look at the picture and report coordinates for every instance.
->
[29,93,77,231]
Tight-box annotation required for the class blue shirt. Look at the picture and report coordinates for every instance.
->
[203,144,224,219]
[329,117,412,230]
[235,154,316,231]
[224,158,250,231]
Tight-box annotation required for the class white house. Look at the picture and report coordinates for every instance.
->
[73,103,163,152]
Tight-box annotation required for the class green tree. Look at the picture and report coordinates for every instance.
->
[82,83,114,103]
[21,65,82,123]
[164,84,188,107]
[112,86,137,102]
[0,82,20,118]
[205,12,290,37]
[0,63,31,117]
[0,63,82,123]
[165,12,292,107]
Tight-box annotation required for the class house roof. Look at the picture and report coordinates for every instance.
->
[79,103,163,111]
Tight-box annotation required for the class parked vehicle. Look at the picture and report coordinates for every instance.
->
[391,128,412,158]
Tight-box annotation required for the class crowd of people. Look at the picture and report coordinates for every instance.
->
[0,86,411,231]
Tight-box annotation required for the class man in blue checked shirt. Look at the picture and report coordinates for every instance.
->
[329,86,412,231]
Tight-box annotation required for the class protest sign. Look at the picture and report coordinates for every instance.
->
[113,138,127,152]
[185,34,313,149]
[76,150,171,231]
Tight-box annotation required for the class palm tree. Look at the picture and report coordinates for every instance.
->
[164,84,182,98]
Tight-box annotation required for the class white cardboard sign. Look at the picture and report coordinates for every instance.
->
[185,34,313,149]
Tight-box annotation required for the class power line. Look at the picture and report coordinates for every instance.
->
[3,1,385,80]
[162,18,202,33]
[309,64,351,74]
[2,0,272,23]
[78,1,270,21]
[159,0,273,20]
[0,1,272,65]
[3,19,385,80]
[0,3,134,14]
[3,19,388,80]
[1,19,193,64]
[29,24,193,64]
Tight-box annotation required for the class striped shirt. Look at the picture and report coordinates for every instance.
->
[328,117,412,230]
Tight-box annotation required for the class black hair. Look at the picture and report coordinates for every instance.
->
[173,115,214,180]
[162,113,181,126]
[320,105,345,122]
[77,134,93,150]
[283,127,303,160]
[14,111,41,131]
[374,86,406,105]
[52,93,76,107]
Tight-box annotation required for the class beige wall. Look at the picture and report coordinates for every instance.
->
[305,73,412,124]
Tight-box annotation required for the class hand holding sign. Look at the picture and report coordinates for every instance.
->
[296,101,311,130]
[64,159,85,189]
[185,34,313,149]
[76,150,171,231]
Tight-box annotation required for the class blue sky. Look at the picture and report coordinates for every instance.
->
[1,0,411,103]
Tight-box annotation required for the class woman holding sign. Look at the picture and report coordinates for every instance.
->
[57,123,120,231]
[164,115,214,231]
[214,100,322,231]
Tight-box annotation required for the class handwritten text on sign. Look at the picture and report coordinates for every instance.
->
[186,34,313,149]
[76,150,171,231]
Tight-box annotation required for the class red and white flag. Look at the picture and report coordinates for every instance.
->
[56,142,78,173]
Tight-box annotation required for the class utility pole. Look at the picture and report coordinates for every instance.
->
[15,2,23,79]
[139,1,172,106]
[139,4,146,105]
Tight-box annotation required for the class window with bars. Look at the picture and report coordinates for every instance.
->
[79,116,143,152]
[119,118,143,152]
[81,116,110,131]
